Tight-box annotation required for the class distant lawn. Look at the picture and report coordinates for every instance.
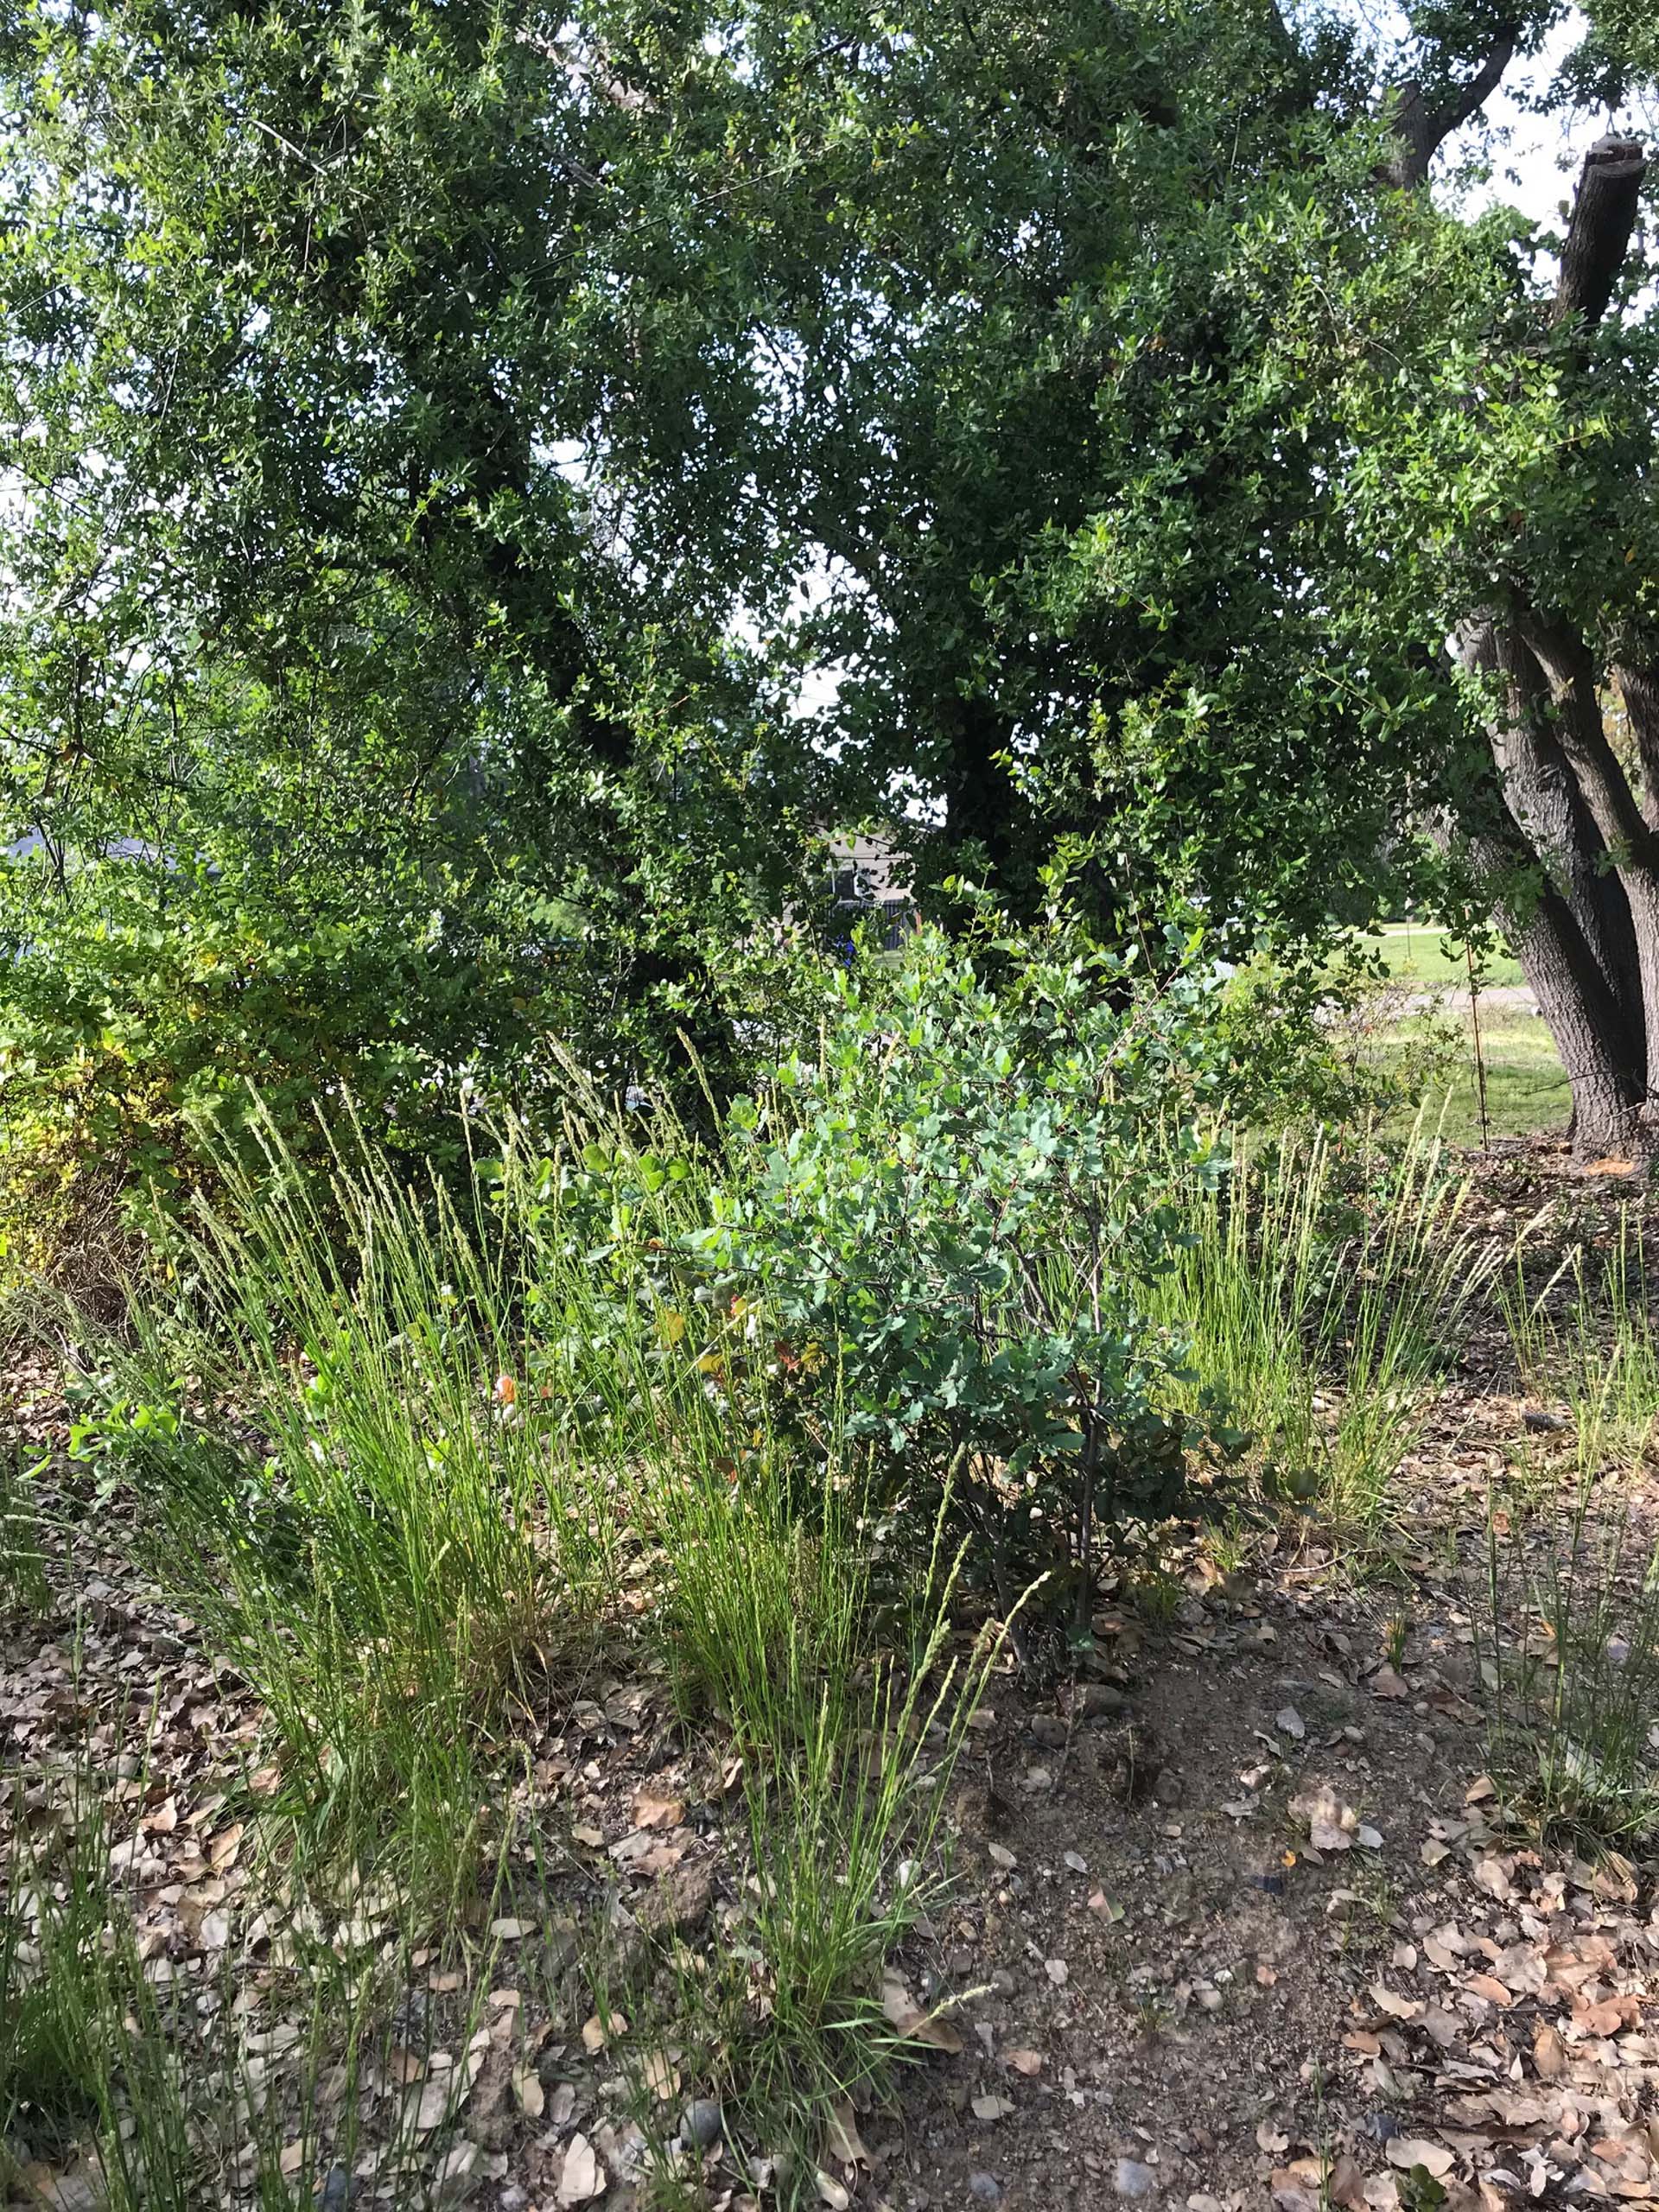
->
[1357,921,1526,991]
[1380,1007,1570,1147]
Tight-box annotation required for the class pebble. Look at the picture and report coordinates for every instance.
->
[1076,1683,1127,1719]
[968,2174,1002,2203]
[1116,2158,1159,2198]
[681,2099,724,2149]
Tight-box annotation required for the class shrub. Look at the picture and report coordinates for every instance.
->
[696,924,1223,1625]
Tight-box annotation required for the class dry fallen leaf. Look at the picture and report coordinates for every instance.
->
[1370,1984,1423,2022]
[1573,1994,1639,2036]
[1385,2139,1454,2178]
[489,1916,534,1941]
[880,1975,963,2055]
[581,2012,626,2052]
[556,2133,605,2208]
[1004,2048,1043,2076]
[971,2094,1015,2121]
[1465,1974,1513,2009]
[1533,2020,1566,2079]
[1471,1857,1513,1902]
[815,2172,851,2211]
[632,1788,685,1830]
[823,2100,869,2167]
[410,2071,461,2134]
[511,2064,544,2119]
[1289,1783,1358,1853]
[1327,2153,1369,2212]
[639,2049,679,2102]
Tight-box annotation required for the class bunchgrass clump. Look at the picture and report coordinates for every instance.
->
[48,1091,1005,2189]
[1155,1120,1491,1543]
[1504,1211,1659,1479]
[1478,1484,1659,1851]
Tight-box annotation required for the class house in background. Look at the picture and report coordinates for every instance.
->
[826,834,916,950]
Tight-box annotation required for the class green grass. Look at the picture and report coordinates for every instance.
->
[1382,1008,1570,1146]
[1479,1490,1659,1852]
[1505,1212,1659,1478]
[44,1100,999,2198]
[1478,1212,1659,1848]
[1154,1122,1494,1543]
[1356,921,1526,990]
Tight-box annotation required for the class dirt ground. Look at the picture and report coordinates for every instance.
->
[7,1138,1659,2212]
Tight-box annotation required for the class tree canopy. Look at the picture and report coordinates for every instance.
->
[3,0,1659,1166]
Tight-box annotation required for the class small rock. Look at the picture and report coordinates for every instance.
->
[681,2099,724,2150]
[639,1862,714,1941]
[1116,2158,1159,2199]
[968,2175,1003,2203]
[1274,1706,1306,1741]
[1076,1683,1127,1719]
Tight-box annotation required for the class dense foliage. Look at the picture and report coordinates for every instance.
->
[702,925,1224,1614]
[3,0,1659,1257]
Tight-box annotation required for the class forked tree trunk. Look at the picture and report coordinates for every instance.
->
[1440,133,1654,1157]
[1457,613,1659,1157]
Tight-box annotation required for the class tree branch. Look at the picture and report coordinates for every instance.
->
[1379,25,1519,190]
[1553,133,1648,333]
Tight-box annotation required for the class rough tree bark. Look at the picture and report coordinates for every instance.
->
[1469,135,1651,1154]
[1394,74,1652,1153]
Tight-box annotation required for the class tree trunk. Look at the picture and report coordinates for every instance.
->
[1460,611,1656,1156]
[1439,133,1655,1157]
[1443,772,1643,1154]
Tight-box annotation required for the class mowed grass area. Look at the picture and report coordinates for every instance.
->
[1360,921,1527,990]
[1339,923,1565,1145]
[1387,1007,1572,1147]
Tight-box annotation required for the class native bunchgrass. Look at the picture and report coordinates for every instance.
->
[2,1774,199,2208]
[0,1439,48,1615]
[1477,1481,1659,1851]
[1155,1122,1493,1543]
[75,1111,628,1907]
[627,1461,1002,2185]
[46,1096,1001,2190]
[0,1753,454,2211]
[1504,1211,1659,1480]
